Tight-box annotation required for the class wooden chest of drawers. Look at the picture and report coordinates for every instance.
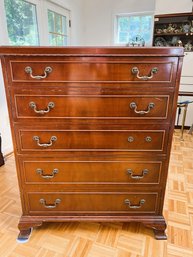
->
[0,47,184,241]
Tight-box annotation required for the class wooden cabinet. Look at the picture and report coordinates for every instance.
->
[153,13,193,51]
[153,14,193,127]
[0,47,184,241]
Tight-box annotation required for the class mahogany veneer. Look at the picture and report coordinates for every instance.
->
[0,46,184,241]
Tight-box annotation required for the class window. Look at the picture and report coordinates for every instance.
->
[48,10,68,46]
[3,0,70,46]
[115,13,153,46]
[4,0,39,45]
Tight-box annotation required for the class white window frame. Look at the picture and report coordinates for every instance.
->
[0,0,71,46]
[113,12,154,46]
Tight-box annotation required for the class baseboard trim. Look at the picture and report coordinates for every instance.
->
[175,125,190,129]
[4,151,14,160]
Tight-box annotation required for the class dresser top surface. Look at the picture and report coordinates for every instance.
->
[0,46,184,57]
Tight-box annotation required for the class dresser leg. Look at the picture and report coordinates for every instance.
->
[143,219,167,240]
[17,218,43,243]
[153,227,167,240]
[17,228,33,243]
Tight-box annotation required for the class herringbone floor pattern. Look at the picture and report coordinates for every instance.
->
[0,130,193,257]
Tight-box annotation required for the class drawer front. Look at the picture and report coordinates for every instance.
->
[10,59,174,82]
[26,192,158,214]
[18,130,165,152]
[14,95,169,119]
[22,160,162,184]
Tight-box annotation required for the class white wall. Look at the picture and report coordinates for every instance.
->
[82,0,156,46]
[68,0,84,45]
[0,1,12,155]
[0,63,13,155]
[155,0,192,15]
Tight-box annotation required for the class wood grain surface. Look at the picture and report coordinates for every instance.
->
[0,130,192,257]
[0,47,184,241]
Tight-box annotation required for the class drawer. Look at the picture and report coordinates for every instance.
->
[14,95,169,119]
[17,129,166,152]
[26,192,158,214]
[21,160,162,184]
[10,59,174,83]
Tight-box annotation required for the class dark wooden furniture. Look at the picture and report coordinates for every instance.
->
[0,46,184,241]
[153,13,193,51]
[0,135,4,166]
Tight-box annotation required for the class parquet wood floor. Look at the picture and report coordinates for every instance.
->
[0,130,193,257]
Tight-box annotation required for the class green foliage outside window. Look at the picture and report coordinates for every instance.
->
[4,0,39,45]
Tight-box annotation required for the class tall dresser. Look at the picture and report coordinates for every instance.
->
[0,47,183,241]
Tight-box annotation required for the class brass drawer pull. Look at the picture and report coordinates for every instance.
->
[36,168,59,179]
[25,66,52,79]
[127,169,149,179]
[128,136,134,142]
[29,101,55,114]
[130,102,155,114]
[33,136,57,147]
[39,198,61,209]
[124,199,145,209]
[145,136,152,142]
[131,67,158,80]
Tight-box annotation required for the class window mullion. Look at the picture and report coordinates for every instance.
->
[35,0,45,45]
